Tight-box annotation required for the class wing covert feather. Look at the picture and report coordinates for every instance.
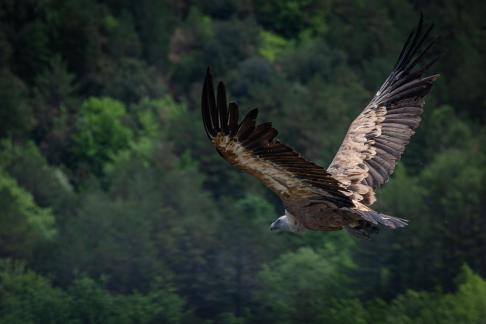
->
[328,15,439,205]
[202,69,353,208]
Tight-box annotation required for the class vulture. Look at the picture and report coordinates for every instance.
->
[201,16,439,238]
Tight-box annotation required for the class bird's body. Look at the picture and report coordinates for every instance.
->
[283,202,356,231]
[201,16,439,238]
[281,197,398,234]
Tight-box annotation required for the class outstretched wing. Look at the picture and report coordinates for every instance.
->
[202,69,353,208]
[328,15,439,206]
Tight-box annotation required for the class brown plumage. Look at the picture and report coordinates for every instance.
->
[202,16,439,238]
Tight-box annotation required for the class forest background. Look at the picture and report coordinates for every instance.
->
[0,0,485,323]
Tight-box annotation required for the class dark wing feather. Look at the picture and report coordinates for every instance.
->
[202,69,353,208]
[328,15,439,206]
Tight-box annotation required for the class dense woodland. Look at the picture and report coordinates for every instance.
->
[0,0,485,323]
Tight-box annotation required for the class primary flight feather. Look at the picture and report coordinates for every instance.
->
[201,16,439,238]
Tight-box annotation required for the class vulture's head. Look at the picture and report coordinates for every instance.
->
[270,215,290,232]
[270,214,303,233]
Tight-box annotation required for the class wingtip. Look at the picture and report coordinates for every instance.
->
[202,66,218,139]
[205,66,212,82]
[415,12,423,36]
[248,108,259,118]
[205,66,213,85]
[217,81,225,92]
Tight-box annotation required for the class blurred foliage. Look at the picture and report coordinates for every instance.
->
[70,97,133,176]
[0,0,485,323]
[259,31,289,62]
[0,168,56,259]
[0,259,186,324]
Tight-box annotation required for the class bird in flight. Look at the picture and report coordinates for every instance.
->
[201,16,439,238]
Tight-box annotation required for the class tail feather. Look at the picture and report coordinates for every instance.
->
[355,210,408,229]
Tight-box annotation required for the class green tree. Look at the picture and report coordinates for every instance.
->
[0,170,56,259]
[0,71,32,139]
[0,260,71,324]
[208,195,279,317]
[68,276,186,324]
[0,140,73,211]
[254,241,355,323]
[70,97,133,176]
[0,260,187,324]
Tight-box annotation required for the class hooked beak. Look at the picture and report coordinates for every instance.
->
[270,222,278,231]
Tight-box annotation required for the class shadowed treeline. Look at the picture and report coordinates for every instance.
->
[0,0,485,323]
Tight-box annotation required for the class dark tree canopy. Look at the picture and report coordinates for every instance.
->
[0,0,485,323]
